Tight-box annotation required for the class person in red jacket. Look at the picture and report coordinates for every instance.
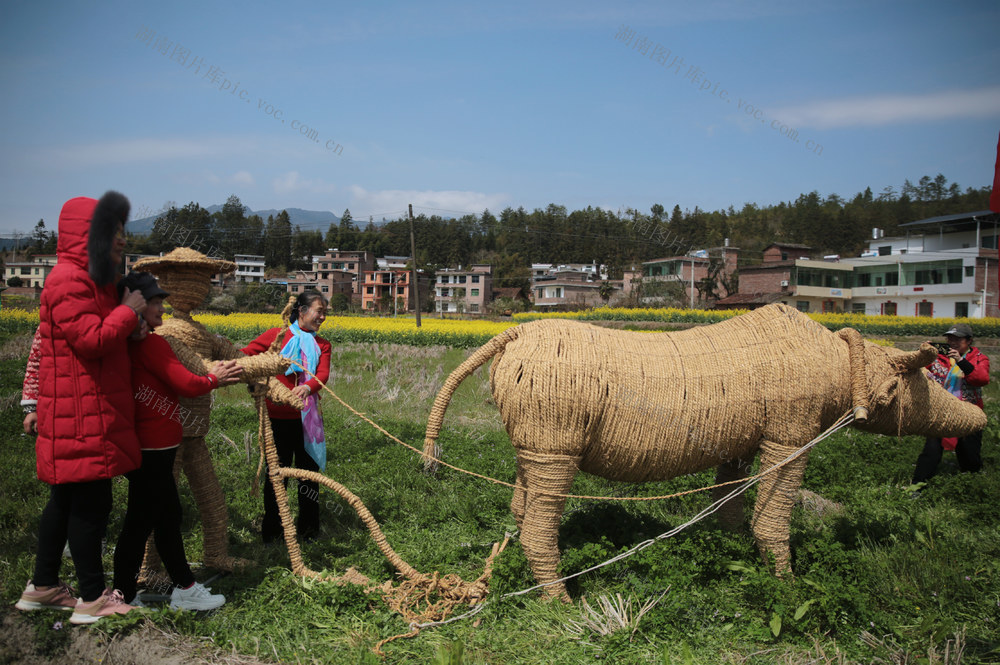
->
[112,271,242,611]
[16,192,148,624]
[912,323,990,484]
[242,290,331,543]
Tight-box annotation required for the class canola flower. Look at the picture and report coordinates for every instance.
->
[3,306,999,345]
[191,312,515,349]
[0,308,513,348]
[0,308,39,336]
[513,306,1000,337]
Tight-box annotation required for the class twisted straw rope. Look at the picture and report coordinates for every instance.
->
[288,357,817,503]
[257,299,508,655]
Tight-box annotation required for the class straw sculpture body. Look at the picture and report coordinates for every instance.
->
[133,248,302,572]
[423,303,986,600]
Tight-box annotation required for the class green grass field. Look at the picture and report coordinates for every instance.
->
[2,327,999,664]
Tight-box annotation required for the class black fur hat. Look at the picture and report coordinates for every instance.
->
[88,190,130,285]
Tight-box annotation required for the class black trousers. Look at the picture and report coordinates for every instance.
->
[33,479,112,602]
[262,418,320,542]
[913,431,983,483]
[113,449,195,602]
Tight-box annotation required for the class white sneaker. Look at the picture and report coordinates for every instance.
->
[169,582,225,611]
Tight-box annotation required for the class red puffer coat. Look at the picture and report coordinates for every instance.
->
[36,196,140,484]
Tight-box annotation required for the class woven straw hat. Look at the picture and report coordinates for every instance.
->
[133,248,235,313]
[133,247,236,275]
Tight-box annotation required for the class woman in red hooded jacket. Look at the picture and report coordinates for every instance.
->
[16,192,148,624]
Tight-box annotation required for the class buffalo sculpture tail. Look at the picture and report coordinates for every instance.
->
[422,325,522,473]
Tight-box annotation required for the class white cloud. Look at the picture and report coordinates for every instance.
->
[772,86,1000,130]
[229,171,255,187]
[202,170,256,187]
[271,171,337,196]
[36,137,252,167]
[347,186,508,216]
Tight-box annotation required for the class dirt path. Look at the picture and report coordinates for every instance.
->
[0,611,270,665]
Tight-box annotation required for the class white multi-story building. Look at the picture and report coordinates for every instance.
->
[3,254,57,289]
[717,210,1000,318]
[234,254,266,284]
[435,265,492,315]
[847,211,999,317]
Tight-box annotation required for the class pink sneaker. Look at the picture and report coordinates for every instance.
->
[15,581,77,611]
[69,589,135,625]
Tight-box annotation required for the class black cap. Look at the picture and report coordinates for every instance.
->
[122,270,169,300]
[943,323,973,338]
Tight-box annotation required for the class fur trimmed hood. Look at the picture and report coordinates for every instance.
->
[54,191,130,285]
[89,191,130,285]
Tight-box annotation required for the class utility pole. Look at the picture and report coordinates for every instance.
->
[689,255,695,309]
[408,204,421,327]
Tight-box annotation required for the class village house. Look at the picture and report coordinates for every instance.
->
[639,244,739,307]
[434,264,493,315]
[716,211,1000,318]
[531,262,621,309]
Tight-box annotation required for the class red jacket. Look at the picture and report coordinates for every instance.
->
[130,333,219,450]
[21,326,41,407]
[242,327,331,419]
[36,197,140,484]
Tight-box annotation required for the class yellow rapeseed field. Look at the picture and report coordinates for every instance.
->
[192,313,515,348]
[514,306,1000,337]
[4,305,998,345]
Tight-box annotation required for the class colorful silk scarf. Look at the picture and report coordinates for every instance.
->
[280,322,326,470]
[942,354,965,451]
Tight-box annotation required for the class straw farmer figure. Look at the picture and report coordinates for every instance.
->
[133,248,300,571]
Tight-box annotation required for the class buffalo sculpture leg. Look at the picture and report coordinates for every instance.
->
[513,448,581,602]
[712,459,748,532]
[750,440,809,574]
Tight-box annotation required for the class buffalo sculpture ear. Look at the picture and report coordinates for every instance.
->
[866,343,935,412]
[888,343,937,375]
[871,376,901,409]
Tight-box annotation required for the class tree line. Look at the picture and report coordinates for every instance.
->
[11,175,992,296]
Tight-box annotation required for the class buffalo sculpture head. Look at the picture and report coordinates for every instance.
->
[854,342,986,438]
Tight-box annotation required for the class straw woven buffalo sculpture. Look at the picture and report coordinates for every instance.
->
[423,304,986,599]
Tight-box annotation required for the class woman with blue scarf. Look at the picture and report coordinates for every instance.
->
[242,290,331,542]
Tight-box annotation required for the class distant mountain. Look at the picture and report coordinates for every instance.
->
[127,206,341,234]
[253,208,341,229]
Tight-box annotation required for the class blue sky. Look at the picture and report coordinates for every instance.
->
[1,0,997,235]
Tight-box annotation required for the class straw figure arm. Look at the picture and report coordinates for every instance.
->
[206,310,303,409]
[161,332,302,410]
[207,332,296,381]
